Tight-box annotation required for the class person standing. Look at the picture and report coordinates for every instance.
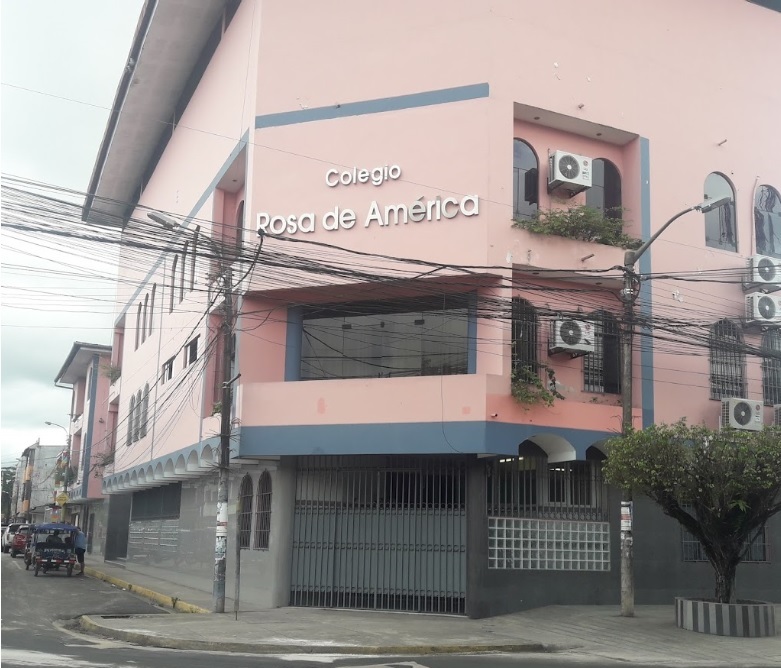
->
[74,527,87,575]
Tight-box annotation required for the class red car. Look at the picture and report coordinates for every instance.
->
[9,525,30,558]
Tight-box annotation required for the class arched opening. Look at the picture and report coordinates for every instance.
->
[238,474,253,549]
[754,184,781,259]
[254,471,272,549]
[709,319,746,399]
[584,311,621,394]
[512,139,539,220]
[704,172,737,252]
[586,159,622,219]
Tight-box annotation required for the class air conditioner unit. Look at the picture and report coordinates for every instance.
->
[774,405,781,427]
[745,292,781,326]
[745,255,781,290]
[549,318,595,356]
[720,398,763,431]
[548,150,592,194]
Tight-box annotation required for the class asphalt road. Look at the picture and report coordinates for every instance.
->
[2,552,667,667]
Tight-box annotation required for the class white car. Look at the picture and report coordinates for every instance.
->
[2,523,23,553]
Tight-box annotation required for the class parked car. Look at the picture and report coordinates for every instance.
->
[9,525,30,558]
[2,523,22,553]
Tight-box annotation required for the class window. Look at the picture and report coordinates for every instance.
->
[169,255,178,313]
[512,139,538,220]
[254,471,272,549]
[704,173,737,252]
[236,201,245,256]
[184,337,199,367]
[180,242,187,303]
[762,329,781,406]
[754,184,781,259]
[584,311,621,394]
[135,303,142,350]
[133,390,142,442]
[512,297,538,373]
[131,483,181,521]
[142,295,148,343]
[585,159,622,218]
[140,384,149,438]
[237,474,253,549]
[148,285,156,336]
[300,295,470,380]
[709,319,746,399]
[162,357,174,385]
[682,523,768,563]
[127,395,135,445]
[190,227,199,290]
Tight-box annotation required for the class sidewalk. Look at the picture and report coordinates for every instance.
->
[82,561,781,666]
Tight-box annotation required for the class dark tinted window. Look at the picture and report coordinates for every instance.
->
[513,139,539,220]
[754,184,781,259]
[704,173,737,252]
[585,159,622,218]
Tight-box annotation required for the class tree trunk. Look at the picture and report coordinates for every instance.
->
[713,560,738,604]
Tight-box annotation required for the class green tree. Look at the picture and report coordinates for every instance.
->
[603,422,781,604]
[2,466,16,521]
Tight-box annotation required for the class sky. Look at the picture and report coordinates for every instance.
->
[1,1,144,466]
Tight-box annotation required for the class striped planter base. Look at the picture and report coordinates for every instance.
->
[675,597,776,637]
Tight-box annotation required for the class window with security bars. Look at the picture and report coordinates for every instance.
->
[254,471,272,549]
[762,329,781,406]
[237,474,253,549]
[512,297,538,375]
[682,525,769,563]
[584,311,621,394]
[709,319,746,399]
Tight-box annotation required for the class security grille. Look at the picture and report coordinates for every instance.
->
[254,471,272,550]
[237,474,253,549]
[290,455,467,614]
[682,524,768,562]
[583,312,621,394]
[762,330,781,406]
[709,320,746,399]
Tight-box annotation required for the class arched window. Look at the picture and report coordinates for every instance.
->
[179,242,187,303]
[754,184,781,259]
[709,319,746,399]
[254,471,272,550]
[135,303,142,350]
[142,294,148,343]
[704,173,737,252]
[762,329,781,405]
[140,384,150,438]
[584,311,621,394]
[127,395,135,446]
[190,227,199,290]
[149,284,156,336]
[169,255,178,313]
[586,159,622,218]
[133,390,142,442]
[511,297,538,374]
[238,474,253,549]
[236,201,245,256]
[513,139,539,220]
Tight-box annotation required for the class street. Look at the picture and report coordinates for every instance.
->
[1,554,707,667]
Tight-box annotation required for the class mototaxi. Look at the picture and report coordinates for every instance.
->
[27,523,78,576]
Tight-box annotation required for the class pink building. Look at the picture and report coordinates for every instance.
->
[84,0,780,615]
[53,342,113,555]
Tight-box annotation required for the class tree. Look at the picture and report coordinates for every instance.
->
[603,422,781,604]
[1,466,16,521]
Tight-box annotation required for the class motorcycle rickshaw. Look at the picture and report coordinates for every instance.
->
[27,523,78,576]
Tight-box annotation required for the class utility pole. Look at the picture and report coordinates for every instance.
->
[617,195,731,617]
[46,421,72,519]
[148,211,236,613]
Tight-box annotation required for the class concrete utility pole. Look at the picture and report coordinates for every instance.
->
[46,421,71,504]
[149,211,236,613]
[617,195,731,617]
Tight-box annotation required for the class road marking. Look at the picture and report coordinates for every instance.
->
[0,649,135,667]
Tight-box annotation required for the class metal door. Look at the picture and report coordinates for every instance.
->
[290,455,467,614]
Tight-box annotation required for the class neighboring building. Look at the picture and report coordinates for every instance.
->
[17,440,60,523]
[84,0,780,616]
[53,342,113,556]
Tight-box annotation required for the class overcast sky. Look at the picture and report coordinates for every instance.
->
[1,1,144,466]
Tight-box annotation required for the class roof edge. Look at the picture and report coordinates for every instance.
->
[54,342,112,385]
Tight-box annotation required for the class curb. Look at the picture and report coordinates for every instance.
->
[84,567,209,614]
[77,615,549,655]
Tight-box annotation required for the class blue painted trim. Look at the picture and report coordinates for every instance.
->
[255,83,490,129]
[115,131,250,323]
[79,355,100,498]
[285,307,303,381]
[639,137,655,428]
[238,422,615,459]
[467,293,478,374]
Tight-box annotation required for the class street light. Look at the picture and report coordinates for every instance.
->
[148,211,235,614]
[617,195,732,617]
[45,420,72,508]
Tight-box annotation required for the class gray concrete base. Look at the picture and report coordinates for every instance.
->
[675,597,776,637]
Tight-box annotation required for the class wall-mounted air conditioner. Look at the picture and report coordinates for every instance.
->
[745,255,781,291]
[745,292,781,327]
[720,398,763,431]
[549,318,594,356]
[548,150,592,195]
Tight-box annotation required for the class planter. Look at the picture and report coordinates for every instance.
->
[675,597,776,637]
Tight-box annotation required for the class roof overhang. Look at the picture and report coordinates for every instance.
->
[82,0,230,226]
[55,342,112,386]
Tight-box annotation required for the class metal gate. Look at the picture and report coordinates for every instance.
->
[290,455,467,614]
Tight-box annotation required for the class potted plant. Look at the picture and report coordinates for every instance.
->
[604,421,781,636]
